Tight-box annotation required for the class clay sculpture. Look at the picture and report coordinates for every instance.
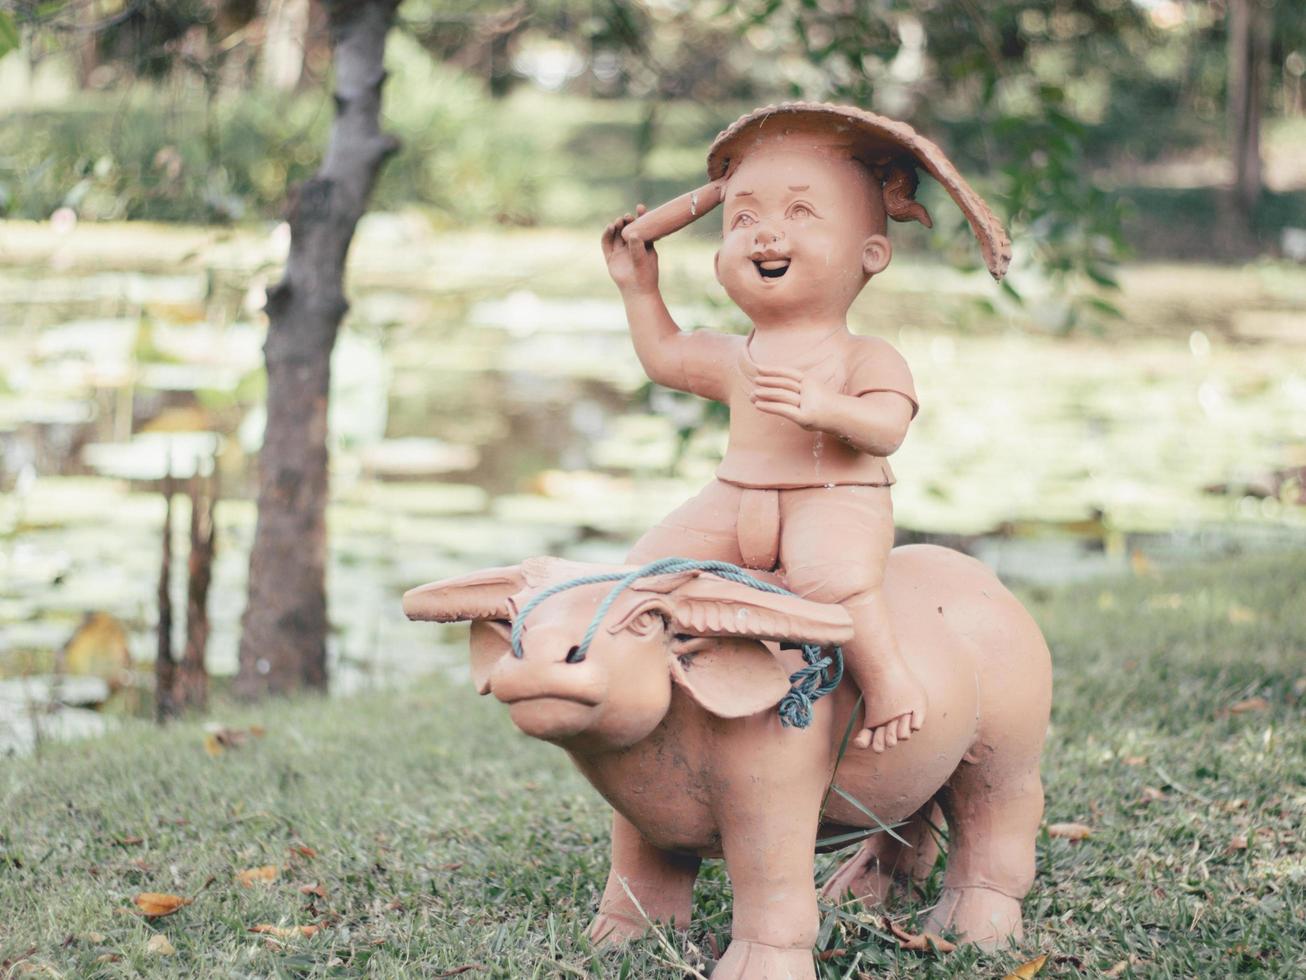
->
[404,550,1050,979]
[405,103,1049,978]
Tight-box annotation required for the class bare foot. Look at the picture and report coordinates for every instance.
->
[849,671,927,752]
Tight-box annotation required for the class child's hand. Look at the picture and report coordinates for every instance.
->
[602,206,659,296]
[750,366,838,431]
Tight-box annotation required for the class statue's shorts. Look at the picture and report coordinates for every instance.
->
[627,479,893,606]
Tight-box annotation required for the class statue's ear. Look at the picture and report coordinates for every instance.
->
[629,573,853,648]
[668,637,792,718]
[403,565,523,622]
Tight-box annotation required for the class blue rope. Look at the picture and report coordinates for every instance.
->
[509,557,843,728]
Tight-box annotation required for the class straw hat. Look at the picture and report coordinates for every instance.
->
[707,102,1011,281]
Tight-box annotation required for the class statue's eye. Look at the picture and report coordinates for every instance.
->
[788,203,813,219]
[628,610,664,636]
[733,212,755,228]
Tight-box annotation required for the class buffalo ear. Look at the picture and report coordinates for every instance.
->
[469,620,510,695]
[668,637,792,719]
[403,565,524,622]
[634,574,853,648]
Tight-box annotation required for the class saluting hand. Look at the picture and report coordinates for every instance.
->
[601,205,659,296]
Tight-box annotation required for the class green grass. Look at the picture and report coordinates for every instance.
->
[2,551,1304,977]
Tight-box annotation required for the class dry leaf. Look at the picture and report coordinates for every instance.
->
[1105,954,1142,976]
[1227,835,1249,853]
[885,918,956,954]
[236,865,280,887]
[133,893,191,918]
[115,836,143,846]
[145,935,175,956]
[1122,755,1147,767]
[1141,786,1167,802]
[93,953,121,964]
[249,924,321,939]
[435,966,484,978]
[1003,953,1048,979]
[1227,604,1257,624]
[1228,696,1270,715]
[298,882,328,898]
[203,733,224,758]
[289,844,317,859]
[204,725,266,756]
[1047,822,1093,841]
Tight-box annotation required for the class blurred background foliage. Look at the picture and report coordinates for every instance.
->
[1,1,1304,285]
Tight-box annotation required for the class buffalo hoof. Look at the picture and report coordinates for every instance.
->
[712,940,815,980]
[586,911,650,946]
[924,886,1022,950]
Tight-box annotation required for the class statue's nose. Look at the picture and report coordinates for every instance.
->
[754,223,783,245]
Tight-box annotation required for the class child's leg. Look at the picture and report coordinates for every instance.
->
[626,479,746,568]
[779,485,926,751]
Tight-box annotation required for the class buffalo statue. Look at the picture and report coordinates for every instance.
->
[404,545,1050,979]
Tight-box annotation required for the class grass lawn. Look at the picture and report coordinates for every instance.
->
[2,550,1303,978]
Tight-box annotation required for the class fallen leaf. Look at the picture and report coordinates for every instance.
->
[249,924,321,939]
[93,953,121,964]
[1228,696,1270,715]
[1105,954,1142,976]
[203,725,266,756]
[236,865,279,887]
[145,935,175,956]
[1122,755,1147,767]
[1226,835,1248,853]
[1141,786,1167,802]
[133,893,191,918]
[83,933,106,944]
[1047,822,1093,841]
[385,899,405,911]
[115,836,143,846]
[437,862,463,871]
[885,918,956,954]
[435,967,484,978]
[289,844,317,859]
[1003,953,1047,979]
[1227,603,1257,624]
[298,882,328,898]
[816,948,848,961]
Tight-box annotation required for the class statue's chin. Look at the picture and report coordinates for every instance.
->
[507,697,599,741]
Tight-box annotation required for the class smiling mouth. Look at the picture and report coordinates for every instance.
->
[753,258,790,280]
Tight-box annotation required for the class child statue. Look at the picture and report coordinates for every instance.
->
[601,103,1010,752]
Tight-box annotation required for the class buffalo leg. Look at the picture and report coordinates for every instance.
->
[587,810,701,945]
[819,801,941,906]
[927,754,1043,949]
[713,737,827,980]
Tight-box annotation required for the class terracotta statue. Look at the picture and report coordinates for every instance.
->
[404,550,1050,978]
[404,104,1047,978]
[601,102,1010,754]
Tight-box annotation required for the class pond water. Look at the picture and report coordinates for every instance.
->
[1,216,1304,748]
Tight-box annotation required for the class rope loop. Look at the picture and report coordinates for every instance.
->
[509,557,843,729]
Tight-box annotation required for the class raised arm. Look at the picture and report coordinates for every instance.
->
[601,209,732,402]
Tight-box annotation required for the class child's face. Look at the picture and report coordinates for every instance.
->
[715,142,888,327]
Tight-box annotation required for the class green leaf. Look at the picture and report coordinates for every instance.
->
[0,11,20,57]
[830,784,909,846]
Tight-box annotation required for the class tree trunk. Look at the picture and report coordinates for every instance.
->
[155,477,177,722]
[177,472,217,712]
[235,0,400,700]
[1227,0,1270,215]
